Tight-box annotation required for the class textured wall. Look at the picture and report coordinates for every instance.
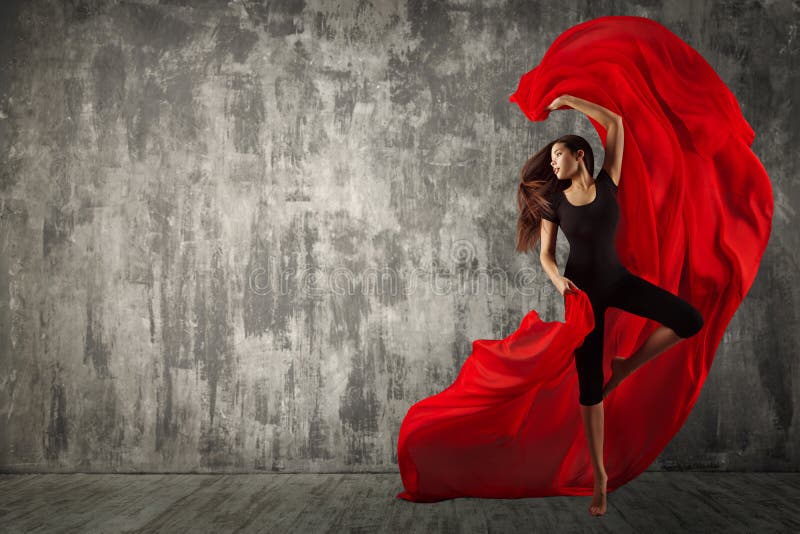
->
[0,0,796,473]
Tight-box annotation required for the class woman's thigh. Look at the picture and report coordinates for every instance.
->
[605,272,704,338]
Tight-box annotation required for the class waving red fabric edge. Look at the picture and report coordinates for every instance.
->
[396,15,773,502]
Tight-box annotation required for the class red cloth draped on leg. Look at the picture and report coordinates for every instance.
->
[396,15,773,502]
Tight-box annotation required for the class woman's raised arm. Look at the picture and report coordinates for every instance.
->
[601,118,623,186]
[547,95,623,185]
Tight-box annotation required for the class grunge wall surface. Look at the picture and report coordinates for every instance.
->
[0,0,796,472]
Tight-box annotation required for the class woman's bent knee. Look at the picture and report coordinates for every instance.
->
[675,306,704,338]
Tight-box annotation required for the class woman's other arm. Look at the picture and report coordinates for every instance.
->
[539,219,561,286]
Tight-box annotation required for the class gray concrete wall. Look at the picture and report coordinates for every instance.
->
[0,0,796,473]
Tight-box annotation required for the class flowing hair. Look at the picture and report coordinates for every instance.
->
[516,134,595,253]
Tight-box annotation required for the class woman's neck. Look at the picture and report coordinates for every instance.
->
[567,171,595,191]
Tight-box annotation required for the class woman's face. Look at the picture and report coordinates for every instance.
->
[550,142,582,180]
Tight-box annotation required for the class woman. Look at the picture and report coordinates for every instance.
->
[517,94,705,516]
[398,15,770,511]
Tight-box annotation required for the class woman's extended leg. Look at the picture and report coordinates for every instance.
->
[574,301,608,516]
[602,272,704,399]
[580,403,608,516]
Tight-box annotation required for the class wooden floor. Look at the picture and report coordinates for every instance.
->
[0,472,797,533]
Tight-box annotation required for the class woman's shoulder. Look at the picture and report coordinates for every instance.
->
[549,183,563,208]
[540,183,561,223]
[550,182,560,198]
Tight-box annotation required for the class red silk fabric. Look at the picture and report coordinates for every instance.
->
[397,15,773,502]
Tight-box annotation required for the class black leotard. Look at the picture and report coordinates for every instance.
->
[541,168,704,406]
[541,168,628,292]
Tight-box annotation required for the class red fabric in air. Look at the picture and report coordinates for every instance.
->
[396,15,773,502]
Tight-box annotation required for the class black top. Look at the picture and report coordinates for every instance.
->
[542,168,628,291]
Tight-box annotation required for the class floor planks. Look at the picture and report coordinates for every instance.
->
[0,472,797,533]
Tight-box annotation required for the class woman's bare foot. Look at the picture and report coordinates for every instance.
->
[589,472,608,516]
[602,356,630,399]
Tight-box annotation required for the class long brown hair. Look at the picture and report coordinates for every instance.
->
[516,134,595,253]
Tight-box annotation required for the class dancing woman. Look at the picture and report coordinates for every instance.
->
[516,94,704,516]
[398,15,769,509]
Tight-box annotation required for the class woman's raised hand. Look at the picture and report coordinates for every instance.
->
[546,95,572,111]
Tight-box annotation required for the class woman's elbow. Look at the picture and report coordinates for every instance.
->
[606,114,623,129]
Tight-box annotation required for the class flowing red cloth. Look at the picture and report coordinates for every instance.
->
[396,15,773,502]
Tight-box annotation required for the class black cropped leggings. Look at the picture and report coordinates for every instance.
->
[574,270,704,406]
